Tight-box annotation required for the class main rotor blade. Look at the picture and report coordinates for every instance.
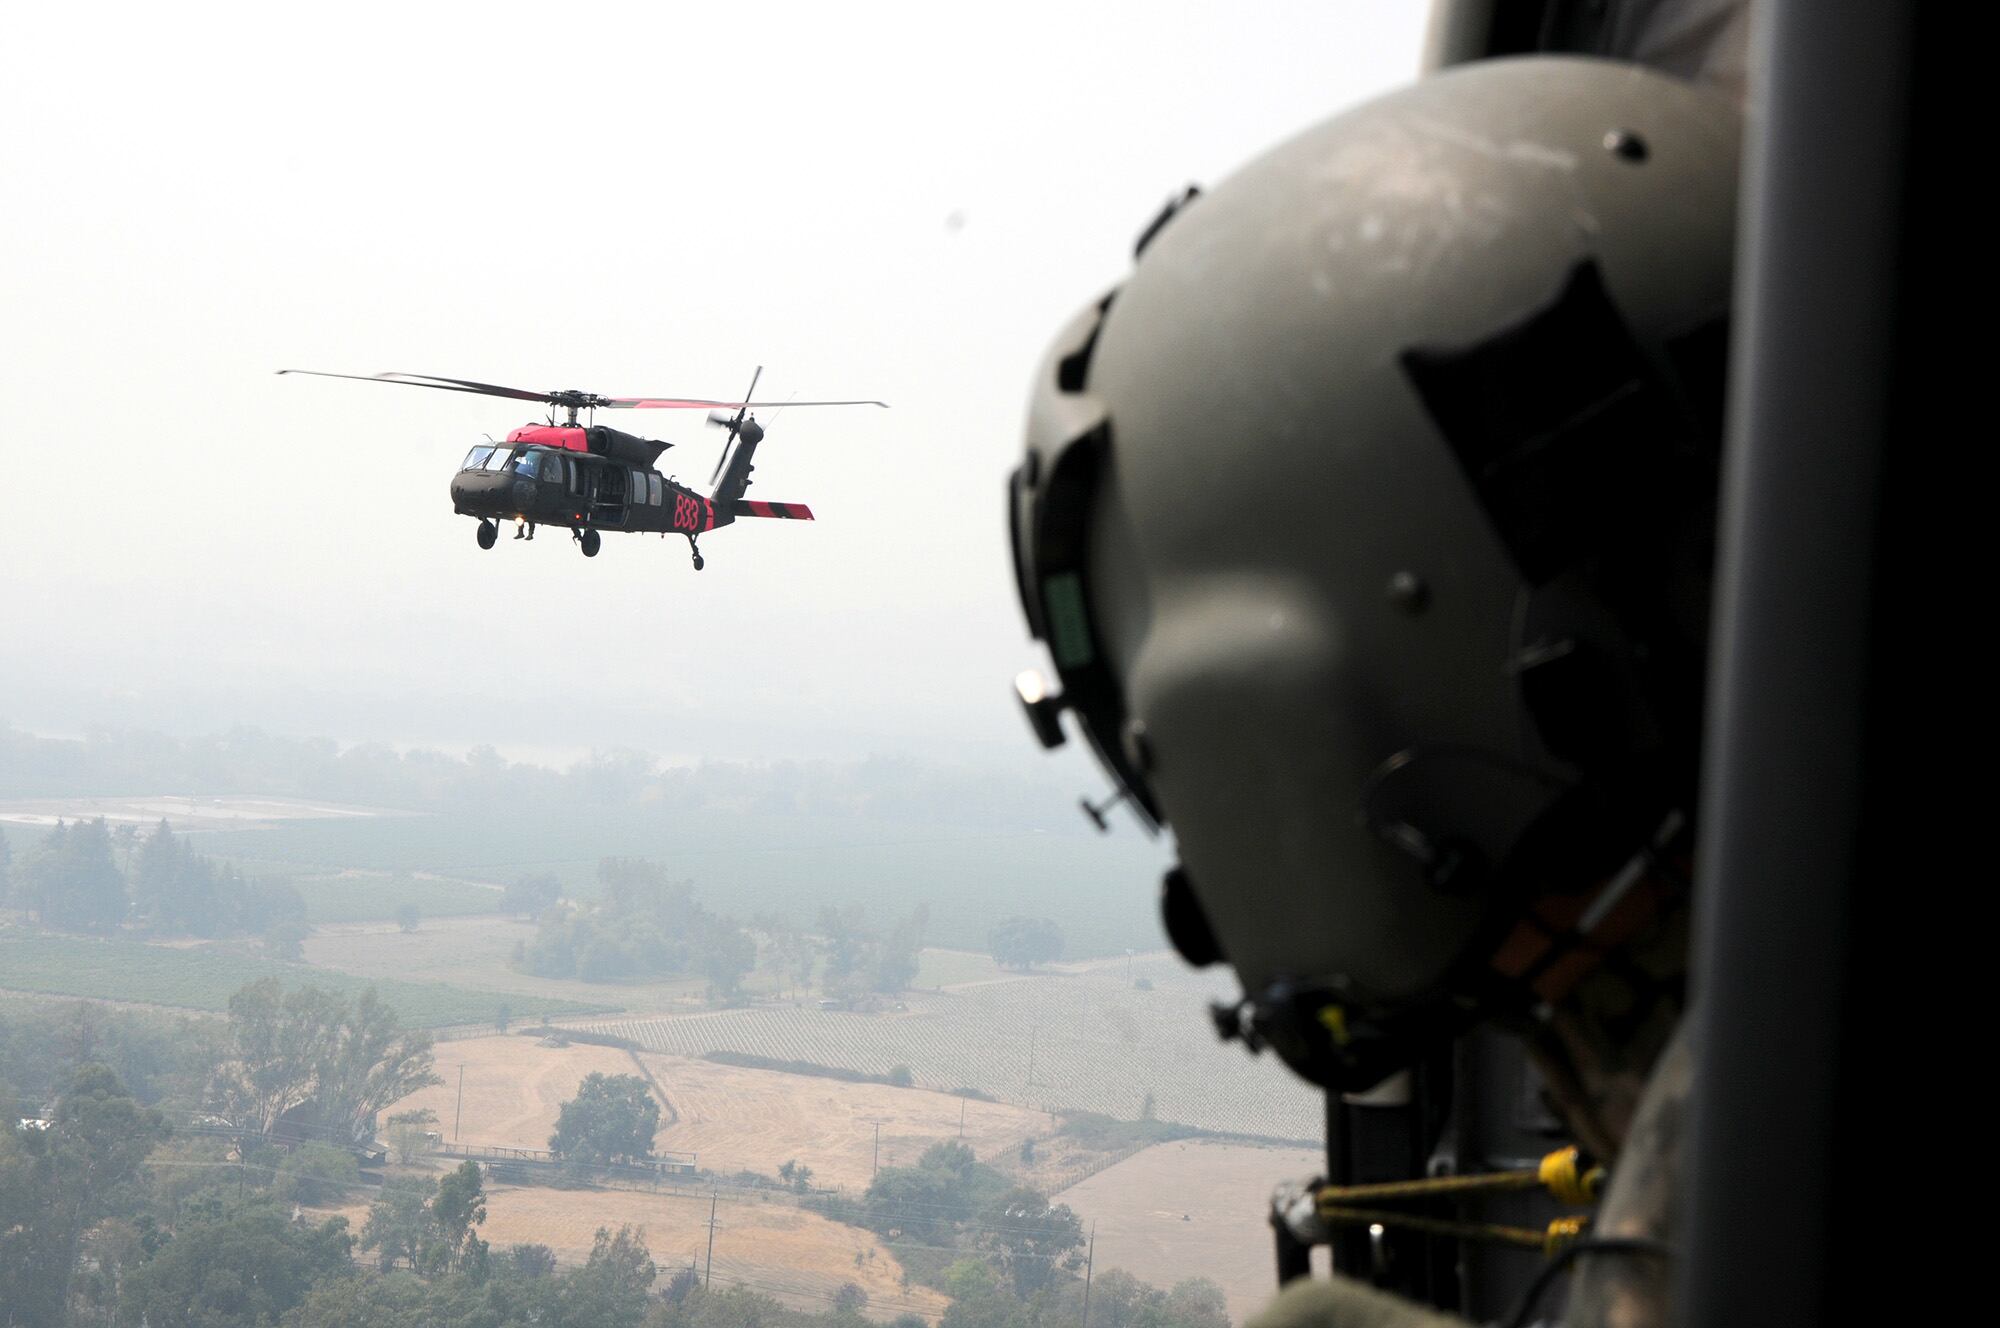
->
[601,397,888,409]
[373,372,556,404]
[277,369,552,404]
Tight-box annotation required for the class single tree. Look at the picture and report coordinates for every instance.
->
[980,1187,1085,1296]
[1162,1277,1232,1328]
[396,902,421,933]
[548,1072,660,1167]
[431,1160,489,1273]
[987,917,1065,970]
[503,872,562,918]
[817,904,869,983]
[37,817,130,933]
[702,923,757,1002]
[275,1141,362,1205]
[507,1242,559,1279]
[553,1225,656,1328]
[387,1107,440,1165]
[265,919,309,960]
[361,1175,437,1272]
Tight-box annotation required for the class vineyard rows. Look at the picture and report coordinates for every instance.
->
[570,955,1321,1141]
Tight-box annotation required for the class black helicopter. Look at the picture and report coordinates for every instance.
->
[280,367,885,567]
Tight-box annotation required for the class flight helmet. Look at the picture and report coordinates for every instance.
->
[1009,57,1738,1090]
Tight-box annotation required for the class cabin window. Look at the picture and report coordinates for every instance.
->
[538,453,564,482]
[649,475,663,506]
[461,445,494,471]
[632,470,648,501]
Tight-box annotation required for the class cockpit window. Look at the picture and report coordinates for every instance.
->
[462,445,494,471]
[513,450,544,477]
[483,449,515,471]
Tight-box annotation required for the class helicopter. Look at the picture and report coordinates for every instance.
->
[279,367,885,567]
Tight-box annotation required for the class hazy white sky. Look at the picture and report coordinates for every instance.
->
[1,2,1426,777]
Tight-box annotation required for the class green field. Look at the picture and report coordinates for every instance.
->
[0,933,614,1028]
[187,809,1172,957]
[290,872,506,924]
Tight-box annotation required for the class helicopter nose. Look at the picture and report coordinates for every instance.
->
[450,469,510,513]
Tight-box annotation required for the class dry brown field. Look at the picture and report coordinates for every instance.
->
[641,1051,1050,1190]
[380,1036,1053,1190]
[395,1036,638,1150]
[1055,1140,1324,1325]
[321,1183,945,1320]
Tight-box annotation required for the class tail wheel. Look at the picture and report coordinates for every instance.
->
[476,520,497,549]
[580,529,601,558]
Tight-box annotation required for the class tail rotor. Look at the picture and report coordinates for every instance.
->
[706,366,766,486]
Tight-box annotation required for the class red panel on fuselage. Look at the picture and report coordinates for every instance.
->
[505,424,590,452]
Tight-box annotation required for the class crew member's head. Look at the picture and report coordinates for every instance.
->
[1009,57,1738,1126]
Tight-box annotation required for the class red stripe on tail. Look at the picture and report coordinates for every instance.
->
[732,500,814,520]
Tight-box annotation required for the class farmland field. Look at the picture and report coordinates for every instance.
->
[291,870,506,923]
[185,808,1171,957]
[566,953,1322,1141]
[1058,1141,1323,1324]
[0,933,612,1027]
[302,916,712,1012]
[318,1183,945,1320]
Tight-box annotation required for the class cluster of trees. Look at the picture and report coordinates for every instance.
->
[0,724,1101,836]
[987,917,1064,971]
[522,859,756,997]
[517,866,934,1004]
[2,1051,847,1328]
[207,978,441,1147]
[807,1140,1228,1328]
[786,903,929,1000]
[0,818,305,947]
[1,996,1233,1328]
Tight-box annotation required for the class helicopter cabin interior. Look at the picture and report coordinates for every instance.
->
[458,443,667,528]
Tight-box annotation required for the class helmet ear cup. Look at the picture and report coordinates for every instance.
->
[1161,865,1224,967]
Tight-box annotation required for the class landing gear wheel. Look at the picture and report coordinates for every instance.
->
[579,529,601,558]
[692,554,706,571]
[687,535,704,571]
[476,520,497,549]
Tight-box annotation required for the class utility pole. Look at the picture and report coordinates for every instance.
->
[454,1065,464,1141]
[704,1191,719,1288]
[1081,1222,1096,1328]
[959,1098,966,1138]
